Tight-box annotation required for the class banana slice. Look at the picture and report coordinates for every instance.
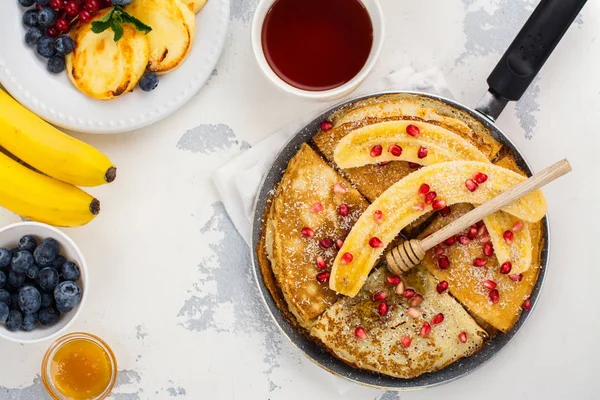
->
[127,0,195,74]
[66,9,150,100]
[484,212,532,275]
[180,0,207,13]
[333,120,489,169]
[329,161,547,297]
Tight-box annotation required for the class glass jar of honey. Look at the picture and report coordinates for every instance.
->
[42,332,117,400]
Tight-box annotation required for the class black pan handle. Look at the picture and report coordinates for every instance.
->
[488,0,586,102]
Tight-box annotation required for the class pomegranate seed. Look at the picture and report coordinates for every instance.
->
[78,10,92,23]
[440,206,451,217]
[503,230,514,244]
[473,258,487,267]
[489,289,500,304]
[388,144,402,157]
[406,124,420,137]
[444,236,455,246]
[458,332,468,343]
[432,199,447,210]
[407,307,421,318]
[401,335,412,348]
[340,252,353,264]
[370,145,383,157]
[320,120,333,131]
[319,238,334,248]
[509,273,523,282]
[369,237,383,248]
[467,225,478,240]
[378,302,388,316]
[373,291,388,302]
[523,299,532,311]
[409,294,424,307]
[513,221,524,233]
[310,202,323,213]
[386,275,401,286]
[480,234,491,243]
[355,327,367,339]
[436,280,449,293]
[424,191,437,204]
[483,243,494,257]
[379,161,390,166]
[478,224,488,237]
[418,183,430,196]
[435,245,445,256]
[408,162,420,169]
[301,227,314,238]
[49,0,63,10]
[316,256,327,269]
[46,26,59,37]
[84,0,100,12]
[420,322,431,336]
[316,271,330,283]
[500,261,512,274]
[417,146,429,159]
[473,172,488,184]
[412,203,425,211]
[394,281,405,295]
[438,255,450,270]
[335,239,344,249]
[402,288,416,299]
[333,183,347,194]
[65,1,80,17]
[465,179,479,192]
[373,210,383,223]
[483,280,497,290]
[338,203,350,216]
[432,313,444,325]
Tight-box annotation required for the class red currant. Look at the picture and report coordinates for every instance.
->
[55,18,70,32]
[78,9,92,22]
[46,26,59,38]
[100,0,112,7]
[64,1,80,17]
[49,0,64,10]
[84,0,100,12]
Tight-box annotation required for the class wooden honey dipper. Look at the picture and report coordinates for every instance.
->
[385,159,572,275]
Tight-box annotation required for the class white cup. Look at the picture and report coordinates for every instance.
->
[251,0,385,101]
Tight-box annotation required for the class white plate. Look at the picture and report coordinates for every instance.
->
[0,0,230,134]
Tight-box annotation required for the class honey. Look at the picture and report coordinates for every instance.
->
[42,333,117,400]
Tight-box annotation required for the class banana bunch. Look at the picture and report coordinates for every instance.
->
[0,90,117,227]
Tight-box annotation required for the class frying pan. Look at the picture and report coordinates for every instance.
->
[251,0,586,390]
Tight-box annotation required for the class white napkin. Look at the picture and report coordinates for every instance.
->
[213,67,453,245]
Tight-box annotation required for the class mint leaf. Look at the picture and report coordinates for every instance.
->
[119,12,152,34]
[90,6,152,42]
[110,20,124,41]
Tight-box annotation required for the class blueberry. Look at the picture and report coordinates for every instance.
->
[40,291,54,308]
[36,0,50,4]
[0,302,8,323]
[139,71,159,92]
[38,307,59,326]
[0,271,5,289]
[52,255,66,269]
[60,262,80,281]
[21,312,38,331]
[54,36,74,56]
[26,264,40,280]
[37,7,56,28]
[9,292,20,310]
[111,0,132,5]
[22,9,38,27]
[38,267,59,291]
[0,289,10,306]
[6,310,23,331]
[18,286,41,313]
[10,248,20,256]
[25,27,43,46]
[35,238,59,264]
[54,281,81,313]
[0,249,11,269]
[37,36,55,58]
[7,270,26,289]
[47,55,65,74]
[19,0,36,6]
[11,251,34,274]
[19,235,38,252]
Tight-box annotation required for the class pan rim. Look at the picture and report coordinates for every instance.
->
[250,90,550,390]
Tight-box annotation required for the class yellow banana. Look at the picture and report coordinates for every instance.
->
[0,151,99,227]
[0,90,117,187]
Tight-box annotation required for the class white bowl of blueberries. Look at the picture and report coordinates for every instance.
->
[0,222,87,343]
